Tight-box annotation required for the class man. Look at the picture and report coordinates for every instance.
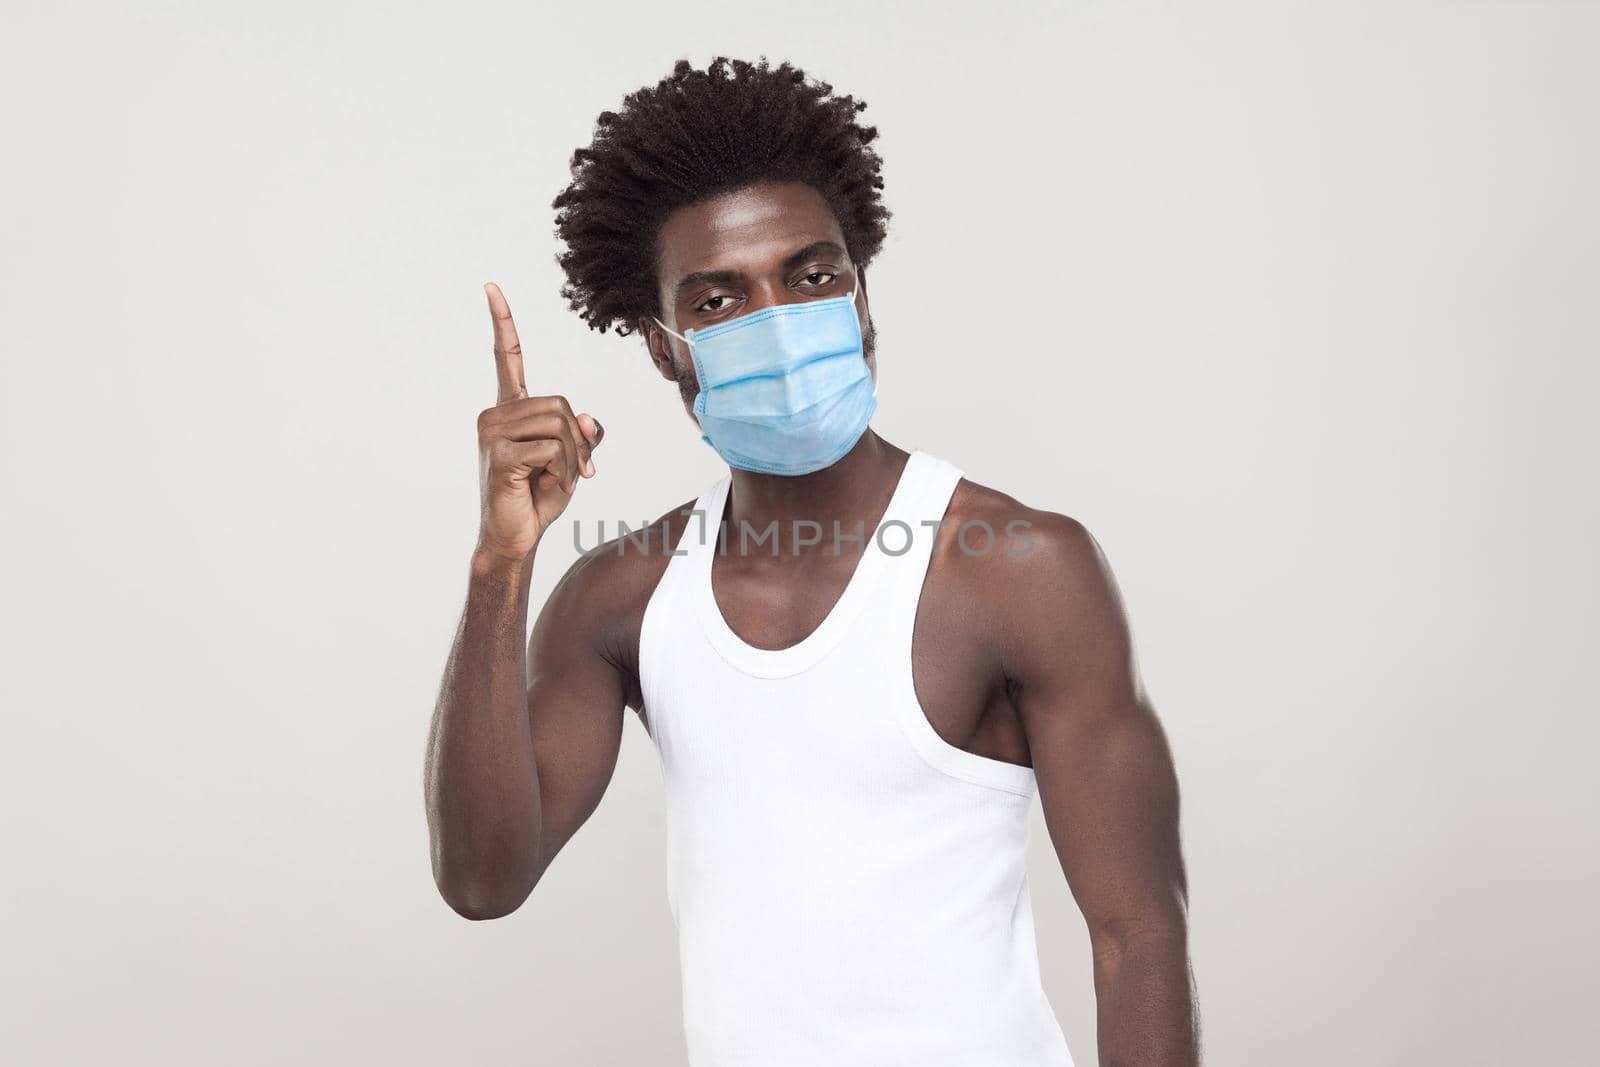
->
[425,57,1199,1066]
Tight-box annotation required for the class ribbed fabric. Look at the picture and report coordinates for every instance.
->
[638,450,1074,1067]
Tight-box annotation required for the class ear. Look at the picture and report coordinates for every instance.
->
[639,316,679,382]
[854,266,870,313]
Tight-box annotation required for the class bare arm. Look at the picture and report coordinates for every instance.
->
[423,283,616,920]
[1004,514,1200,1065]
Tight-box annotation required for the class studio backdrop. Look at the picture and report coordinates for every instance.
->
[3,2,1596,1064]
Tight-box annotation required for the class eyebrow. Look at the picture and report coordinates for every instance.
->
[672,240,850,299]
[673,268,742,299]
[781,240,848,272]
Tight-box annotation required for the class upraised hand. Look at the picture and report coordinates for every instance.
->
[473,282,603,567]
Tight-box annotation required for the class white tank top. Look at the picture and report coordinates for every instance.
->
[638,450,1074,1067]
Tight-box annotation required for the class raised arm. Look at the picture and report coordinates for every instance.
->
[423,283,617,920]
[1004,514,1200,1065]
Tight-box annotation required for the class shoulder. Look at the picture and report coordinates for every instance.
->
[532,496,701,656]
[932,472,1129,664]
[938,473,1109,598]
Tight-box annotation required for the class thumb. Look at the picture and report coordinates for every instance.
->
[577,413,603,476]
[578,413,604,447]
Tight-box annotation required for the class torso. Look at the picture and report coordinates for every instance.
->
[621,448,1074,1066]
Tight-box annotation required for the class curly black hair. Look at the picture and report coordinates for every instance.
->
[552,57,890,336]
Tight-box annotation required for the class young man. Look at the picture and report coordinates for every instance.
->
[425,58,1199,1066]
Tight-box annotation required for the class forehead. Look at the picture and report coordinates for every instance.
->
[655,181,847,286]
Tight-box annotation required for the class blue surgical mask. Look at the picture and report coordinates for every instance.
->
[654,291,877,476]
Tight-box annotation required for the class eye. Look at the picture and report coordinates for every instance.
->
[695,293,740,314]
[797,271,837,288]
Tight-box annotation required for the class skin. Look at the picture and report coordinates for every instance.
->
[424,181,1199,1065]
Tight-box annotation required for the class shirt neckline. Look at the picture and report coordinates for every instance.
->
[690,450,931,679]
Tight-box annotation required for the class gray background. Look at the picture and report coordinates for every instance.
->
[4,2,1597,1063]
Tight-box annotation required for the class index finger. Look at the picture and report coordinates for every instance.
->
[484,282,527,403]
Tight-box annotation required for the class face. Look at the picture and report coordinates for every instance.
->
[640,181,876,416]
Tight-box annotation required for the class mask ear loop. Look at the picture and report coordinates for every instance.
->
[838,290,876,398]
[652,316,691,345]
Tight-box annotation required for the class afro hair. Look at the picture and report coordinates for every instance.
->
[552,57,890,335]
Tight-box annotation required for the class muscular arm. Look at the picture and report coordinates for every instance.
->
[423,548,628,920]
[424,282,630,921]
[1003,514,1199,1065]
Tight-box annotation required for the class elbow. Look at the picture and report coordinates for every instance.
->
[436,877,533,921]
[1088,907,1190,968]
[425,814,543,920]
[450,901,519,922]
[433,860,538,922]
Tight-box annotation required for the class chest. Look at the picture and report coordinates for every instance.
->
[699,546,1032,767]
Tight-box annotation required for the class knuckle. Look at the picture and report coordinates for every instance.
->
[521,440,552,469]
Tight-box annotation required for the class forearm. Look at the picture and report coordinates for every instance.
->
[1091,922,1200,1066]
[424,548,543,919]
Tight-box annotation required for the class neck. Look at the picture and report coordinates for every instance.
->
[724,431,907,537]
